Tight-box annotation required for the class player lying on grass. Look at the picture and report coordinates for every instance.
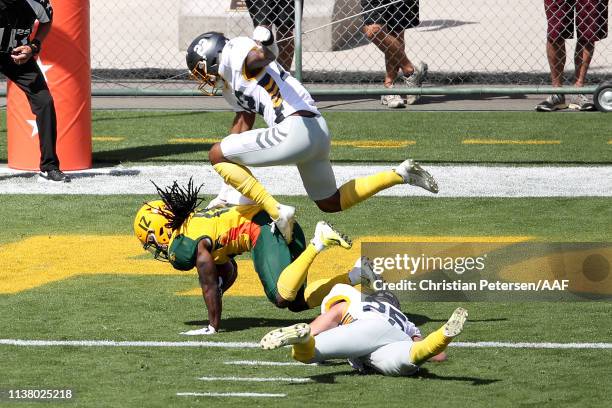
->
[133,179,378,335]
[185,29,438,242]
[261,284,467,376]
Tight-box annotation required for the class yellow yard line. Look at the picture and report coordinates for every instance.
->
[169,138,415,148]
[463,139,561,145]
[0,235,532,295]
[92,136,125,142]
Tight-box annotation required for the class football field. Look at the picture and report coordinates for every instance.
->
[0,110,611,407]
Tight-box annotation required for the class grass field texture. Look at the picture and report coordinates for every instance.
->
[0,110,610,407]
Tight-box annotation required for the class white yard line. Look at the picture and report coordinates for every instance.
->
[1,164,611,197]
[0,339,259,348]
[451,342,612,349]
[177,392,286,398]
[1,339,611,349]
[198,376,311,383]
[224,360,312,366]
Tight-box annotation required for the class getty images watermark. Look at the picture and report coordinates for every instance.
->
[362,242,612,301]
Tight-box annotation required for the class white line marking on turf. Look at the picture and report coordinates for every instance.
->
[1,164,611,197]
[0,339,259,348]
[224,360,313,366]
[2,339,612,349]
[198,376,311,383]
[177,392,286,398]
[451,342,612,349]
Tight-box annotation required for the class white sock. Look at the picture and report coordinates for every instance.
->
[310,239,325,253]
[348,257,362,286]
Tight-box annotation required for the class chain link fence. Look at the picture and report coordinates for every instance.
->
[67,0,612,93]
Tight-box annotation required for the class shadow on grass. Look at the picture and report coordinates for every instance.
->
[303,367,500,385]
[93,143,214,163]
[415,367,501,386]
[184,317,312,332]
[405,313,507,326]
[91,111,211,123]
[185,314,507,332]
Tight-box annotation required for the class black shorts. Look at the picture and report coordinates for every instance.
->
[361,0,420,32]
[245,0,298,29]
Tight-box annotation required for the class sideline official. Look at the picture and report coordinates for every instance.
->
[0,0,69,182]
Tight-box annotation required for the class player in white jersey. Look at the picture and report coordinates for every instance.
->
[186,30,439,246]
[260,283,467,376]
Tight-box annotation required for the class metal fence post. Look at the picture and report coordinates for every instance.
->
[294,0,303,81]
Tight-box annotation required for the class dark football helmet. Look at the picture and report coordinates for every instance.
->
[368,290,401,309]
[186,32,229,95]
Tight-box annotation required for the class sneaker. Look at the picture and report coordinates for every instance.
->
[394,159,438,194]
[38,169,71,183]
[311,221,352,250]
[260,323,311,350]
[359,257,382,289]
[535,94,567,111]
[381,89,405,109]
[443,307,468,338]
[568,94,596,111]
[401,61,428,105]
[271,204,296,243]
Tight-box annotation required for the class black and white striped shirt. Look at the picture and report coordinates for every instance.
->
[0,0,53,53]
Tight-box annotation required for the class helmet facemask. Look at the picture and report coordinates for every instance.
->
[143,231,170,262]
[134,200,174,262]
[190,60,221,96]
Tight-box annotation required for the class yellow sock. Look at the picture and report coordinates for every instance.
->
[409,327,452,365]
[339,170,403,210]
[304,274,351,308]
[292,336,315,363]
[277,244,319,301]
[213,162,280,219]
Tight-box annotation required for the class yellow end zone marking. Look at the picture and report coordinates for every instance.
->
[92,136,125,142]
[169,138,415,149]
[176,235,533,297]
[0,235,188,294]
[463,139,561,145]
[0,235,532,295]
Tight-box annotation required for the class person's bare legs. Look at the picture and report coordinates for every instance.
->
[276,25,294,71]
[574,40,595,87]
[393,30,415,77]
[537,38,568,111]
[547,37,566,87]
[363,24,413,87]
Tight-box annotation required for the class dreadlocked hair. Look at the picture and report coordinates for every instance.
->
[152,177,205,230]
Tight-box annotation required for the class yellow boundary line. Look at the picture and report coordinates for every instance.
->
[169,138,415,148]
[463,139,561,145]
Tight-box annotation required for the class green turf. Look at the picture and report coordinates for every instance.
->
[1,110,611,164]
[1,108,611,407]
[1,275,611,407]
[1,195,610,245]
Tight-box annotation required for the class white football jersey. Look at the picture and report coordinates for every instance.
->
[218,37,320,128]
[321,284,421,338]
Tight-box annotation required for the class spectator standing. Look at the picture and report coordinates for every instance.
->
[361,0,427,108]
[245,0,299,71]
[537,0,609,111]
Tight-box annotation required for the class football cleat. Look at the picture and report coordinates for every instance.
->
[443,307,468,338]
[358,256,383,290]
[271,204,296,243]
[260,323,311,350]
[394,159,439,194]
[311,221,352,250]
